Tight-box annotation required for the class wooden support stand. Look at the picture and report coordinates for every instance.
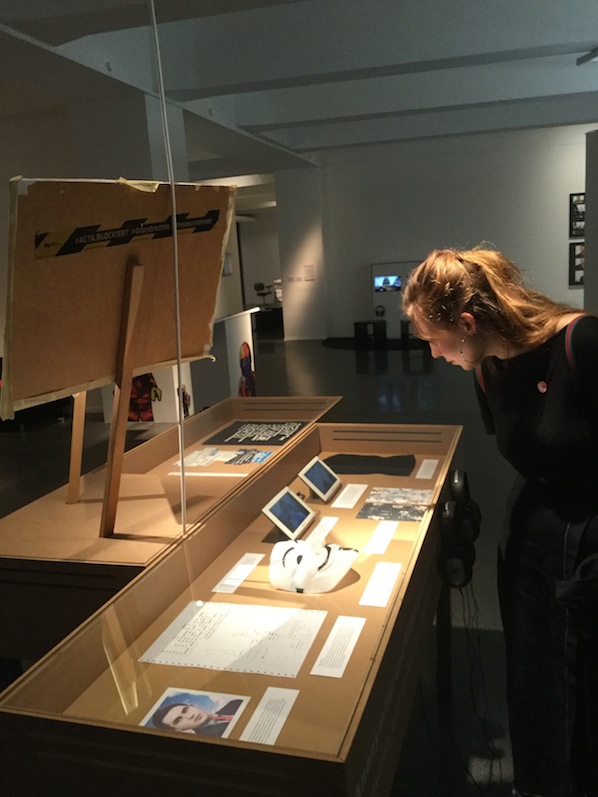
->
[100,263,145,538]
[66,391,87,504]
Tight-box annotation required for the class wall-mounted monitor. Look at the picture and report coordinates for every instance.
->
[371,262,420,338]
[262,487,316,540]
[298,456,342,502]
[373,275,402,292]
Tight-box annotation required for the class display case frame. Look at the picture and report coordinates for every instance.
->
[0,421,462,796]
[0,396,340,660]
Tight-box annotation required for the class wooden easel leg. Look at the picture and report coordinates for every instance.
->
[100,263,144,538]
[66,391,87,504]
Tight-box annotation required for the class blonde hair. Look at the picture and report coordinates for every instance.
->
[402,247,577,349]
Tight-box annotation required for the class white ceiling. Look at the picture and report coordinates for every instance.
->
[1,0,598,205]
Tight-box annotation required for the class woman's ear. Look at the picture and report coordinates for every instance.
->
[459,312,477,335]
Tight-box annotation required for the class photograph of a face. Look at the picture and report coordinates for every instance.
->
[141,687,250,738]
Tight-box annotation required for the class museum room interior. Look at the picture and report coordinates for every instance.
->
[1,2,598,795]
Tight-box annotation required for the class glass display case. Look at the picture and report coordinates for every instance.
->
[0,396,340,661]
[0,421,462,797]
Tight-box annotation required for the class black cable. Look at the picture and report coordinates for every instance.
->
[459,582,509,795]
[415,679,444,796]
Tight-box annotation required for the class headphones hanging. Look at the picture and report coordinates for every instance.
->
[437,470,482,588]
[438,499,476,589]
[449,469,482,541]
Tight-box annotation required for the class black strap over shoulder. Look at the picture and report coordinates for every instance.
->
[564,313,586,381]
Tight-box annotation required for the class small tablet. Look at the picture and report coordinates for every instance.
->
[298,456,342,502]
[262,487,316,540]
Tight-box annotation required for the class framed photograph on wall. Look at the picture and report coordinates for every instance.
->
[569,242,585,287]
[569,193,585,238]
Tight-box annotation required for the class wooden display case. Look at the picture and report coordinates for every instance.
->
[0,421,462,796]
[0,396,339,660]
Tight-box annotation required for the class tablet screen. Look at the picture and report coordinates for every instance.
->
[298,456,342,502]
[262,487,316,540]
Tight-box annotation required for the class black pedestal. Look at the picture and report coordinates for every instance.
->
[354,319,387,349]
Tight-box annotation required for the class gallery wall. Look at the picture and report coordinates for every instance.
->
[237,209,282,307]
[274,124,595,340]
[0,109,75,360]
[0,100,595,354]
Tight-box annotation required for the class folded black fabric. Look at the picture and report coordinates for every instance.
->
[323,453,415,476]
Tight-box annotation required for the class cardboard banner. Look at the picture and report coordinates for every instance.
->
[1,177,236,419]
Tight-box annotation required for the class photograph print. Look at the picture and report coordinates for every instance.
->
[140,687,250,738]
[569,192,585,238]
[569,242,585,287]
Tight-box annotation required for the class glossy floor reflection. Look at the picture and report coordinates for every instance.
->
[0,333,518,795]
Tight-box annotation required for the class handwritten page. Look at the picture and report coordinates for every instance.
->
[139,601,327,678]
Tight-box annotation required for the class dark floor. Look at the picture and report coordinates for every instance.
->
[0,330,519,796]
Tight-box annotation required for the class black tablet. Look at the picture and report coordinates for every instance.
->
[262,486,316,540]
[298,456,342,502]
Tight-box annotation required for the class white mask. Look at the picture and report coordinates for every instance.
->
[269,531,359,594]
